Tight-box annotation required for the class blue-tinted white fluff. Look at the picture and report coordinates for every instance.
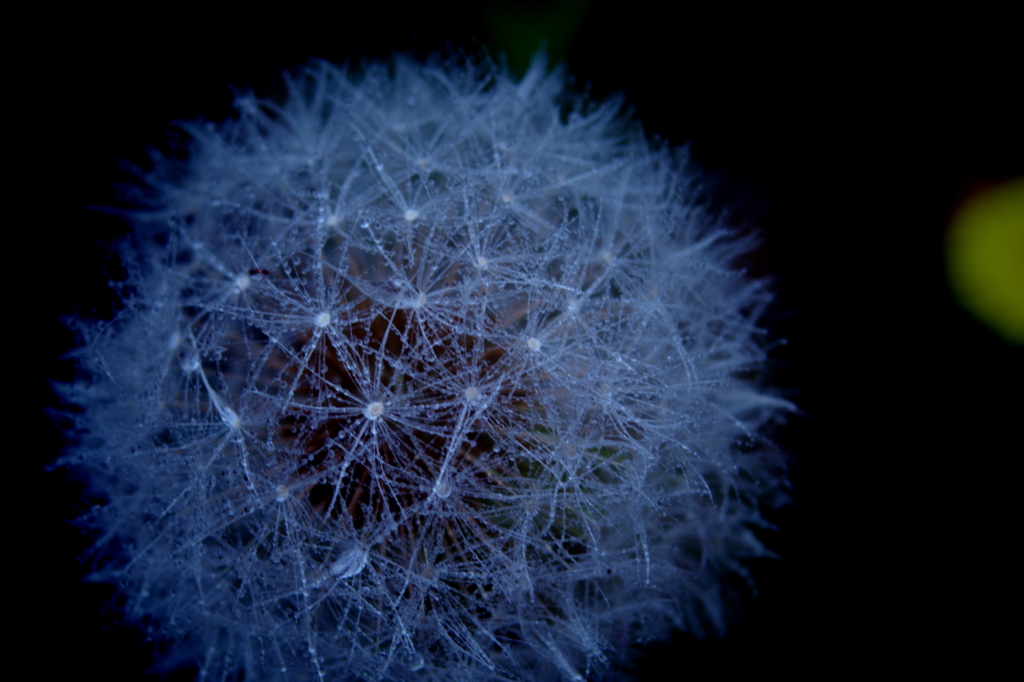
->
[60,57,788,681]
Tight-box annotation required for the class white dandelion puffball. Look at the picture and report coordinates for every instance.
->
[61,57,788,681]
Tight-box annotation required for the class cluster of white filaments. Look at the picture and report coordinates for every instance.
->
[69,57,785,682]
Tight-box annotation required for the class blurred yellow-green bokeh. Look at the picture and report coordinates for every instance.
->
[945,178,1024,345]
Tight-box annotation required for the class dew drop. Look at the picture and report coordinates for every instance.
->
[434,479,451,498]
[330,546,369,579]
[363,401,385,420]
[180,351,200,373]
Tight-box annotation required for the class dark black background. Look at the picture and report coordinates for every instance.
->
[30,2,1020,678]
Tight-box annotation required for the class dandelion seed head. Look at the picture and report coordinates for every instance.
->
[55,55,789,682]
